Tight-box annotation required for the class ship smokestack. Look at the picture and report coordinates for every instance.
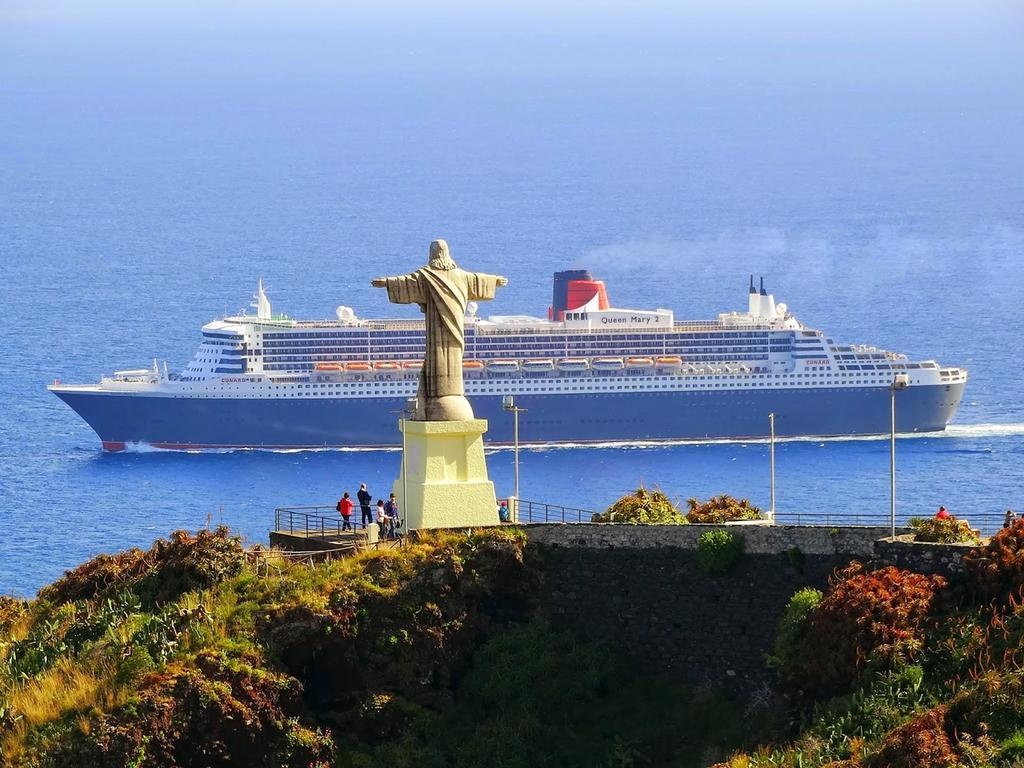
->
[551,269,609,320]
[748,275,761,315]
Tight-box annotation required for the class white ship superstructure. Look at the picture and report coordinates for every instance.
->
[50,272,967,450]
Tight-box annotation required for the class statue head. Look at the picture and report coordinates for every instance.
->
[428,239,457,271]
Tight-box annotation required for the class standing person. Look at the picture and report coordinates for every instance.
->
[1005,509,1016,529]
[338,491,354,531]
[385,493,400,537]
[358,483,373,527]
[498,500,510,523]
[936,506,950,520]
[375,499,391,538]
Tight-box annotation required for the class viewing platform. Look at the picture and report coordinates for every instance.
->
[270,506,402,559]
[269,499,1011,559]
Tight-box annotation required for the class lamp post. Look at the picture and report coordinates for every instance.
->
[889,374,910,540]
[768,412,776,522]
[502,394,526,503]
[399,396,418,527]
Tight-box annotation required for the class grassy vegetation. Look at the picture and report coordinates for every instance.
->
[0,525,753,767]
[9,515,1024,767]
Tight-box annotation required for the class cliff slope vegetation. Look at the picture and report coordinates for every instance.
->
[719,519,1024,768]
[0,526,748,767]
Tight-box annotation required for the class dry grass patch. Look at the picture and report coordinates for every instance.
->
[1,657,116,759]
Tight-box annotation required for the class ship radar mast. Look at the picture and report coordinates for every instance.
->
[253,279,272,320]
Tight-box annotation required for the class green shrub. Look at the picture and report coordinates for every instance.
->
[908,516,980,544]
[770,587,822,671]
[998,730,1024,763]
[695,530,744,574]
[592,487,687,525]
[786,545,806,572]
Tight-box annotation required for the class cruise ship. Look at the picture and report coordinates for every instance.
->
[49,271,967,451]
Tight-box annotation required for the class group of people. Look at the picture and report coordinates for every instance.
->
[936,505,1019,530]
[337,483,401,538]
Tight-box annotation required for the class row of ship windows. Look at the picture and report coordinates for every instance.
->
[257,346,785,358]
[260,352,778,364]
[259,342,788,353]
[260,368,894,381]
[260,351,777,363]
[260,337,784,346]
[174,371,908,393]
[170,382,908,397]
[260,330,785,341]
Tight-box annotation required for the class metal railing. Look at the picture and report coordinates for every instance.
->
[509,499,1012,537]
[511,499,598,524]
[275,506,379,536]
[774,510,1010,537]
[278,501,1012,539]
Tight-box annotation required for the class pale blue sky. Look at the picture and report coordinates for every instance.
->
[2,1,1021,86]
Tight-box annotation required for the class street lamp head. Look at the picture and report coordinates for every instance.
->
[502,394,515,411]
[892,374,910,391]
[406,396,419,413]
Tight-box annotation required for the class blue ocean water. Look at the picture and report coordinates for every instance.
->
[2,2,1023,596]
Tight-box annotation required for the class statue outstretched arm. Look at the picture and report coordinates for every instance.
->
[372,273,426,304]
[466,272,508,301]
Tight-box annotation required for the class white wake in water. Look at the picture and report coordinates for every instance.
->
[941,422,1024,439]
[486,422,1024,452]
[111,423,1024,455]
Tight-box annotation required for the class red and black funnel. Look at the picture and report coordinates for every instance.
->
[550,270,610,320]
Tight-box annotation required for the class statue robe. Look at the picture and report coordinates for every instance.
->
[381,267,501,400]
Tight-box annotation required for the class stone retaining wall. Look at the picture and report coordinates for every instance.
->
[874,535,976,578]
[525,523,973,690]
[526,522,896,556]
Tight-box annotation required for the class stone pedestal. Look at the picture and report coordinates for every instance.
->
[393,418,499,530]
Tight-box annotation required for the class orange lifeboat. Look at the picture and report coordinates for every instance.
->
[656,356,683,366]
[314,362,343,371]
[463,360,485,370]
[402,361,423,370]
[345,362,371,371]
[626,356,655,368]
[374,361,400,371]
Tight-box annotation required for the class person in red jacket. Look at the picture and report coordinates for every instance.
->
[935,506,950,519]
[338,491,355,530]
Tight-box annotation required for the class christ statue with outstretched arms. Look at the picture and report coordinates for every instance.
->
[372,239,508,421]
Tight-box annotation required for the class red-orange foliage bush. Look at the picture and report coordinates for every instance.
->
[863,706,957,768]
[963,517,1024,607]
[685,495,760,523]
[787,563,947,697]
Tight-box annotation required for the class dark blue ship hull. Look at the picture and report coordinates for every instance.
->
[53,382,965,450]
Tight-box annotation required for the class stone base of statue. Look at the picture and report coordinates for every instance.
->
[393,418,499,531]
